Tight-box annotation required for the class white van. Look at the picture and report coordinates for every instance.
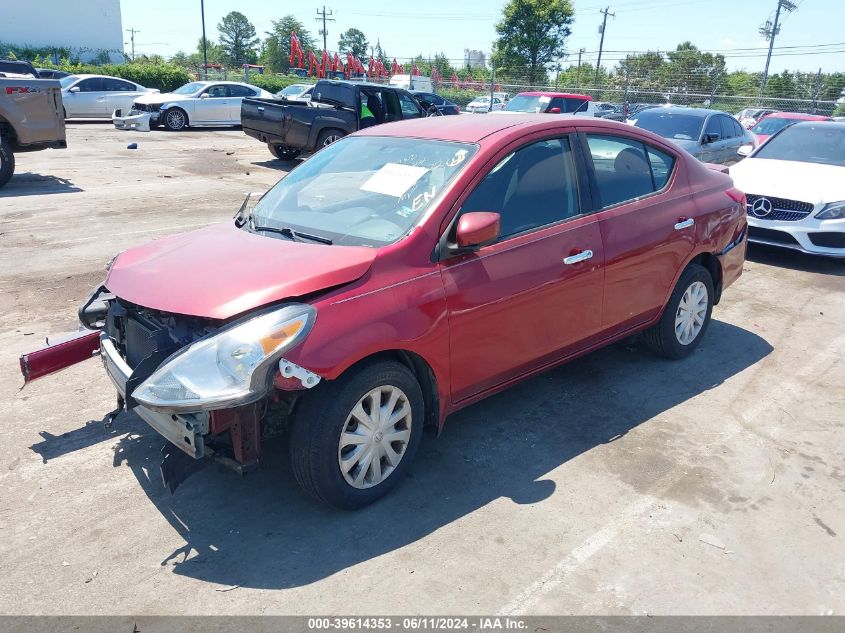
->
[388,74,433,92]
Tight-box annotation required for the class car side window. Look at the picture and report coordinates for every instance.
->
[228,85,255,97]
[732,118,744,138]
[586,135,657,207]
[104,78,136,92]
[206,85,227,98]
[645,146,676,190]
[719,115,737,139]
[382,91,402,122]
[77,78,103,92]
[398,93,422,118]
[460,137,580,241]
[704,116,721,139]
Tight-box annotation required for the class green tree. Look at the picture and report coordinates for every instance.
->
[217,11,259,66]
[338,28,368,59]
[492,0,574,85]
[261,15,317,73]
[664,42,726,95]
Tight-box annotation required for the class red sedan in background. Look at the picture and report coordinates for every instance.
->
[751,111,832,144]
[21,115,747,508]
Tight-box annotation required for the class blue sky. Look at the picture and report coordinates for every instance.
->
[122,0,845,73]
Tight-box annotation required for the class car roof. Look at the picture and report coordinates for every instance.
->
[636,106,718,118]
[761,111,831,120]
[517,91,593,101]
[790,120,845,130]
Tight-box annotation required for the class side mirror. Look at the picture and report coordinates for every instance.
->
[703,132,721,144]
[547,107,561,114]
[737,144,753,157]
[455,212,500,249]
[199,93,210,99]
[68,86,80,93]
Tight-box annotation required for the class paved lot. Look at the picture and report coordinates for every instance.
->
[0,123,843,615]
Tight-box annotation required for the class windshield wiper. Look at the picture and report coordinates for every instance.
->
[252,225,333,245]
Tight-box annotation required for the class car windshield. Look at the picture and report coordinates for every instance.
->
[59,75,79,89]
[172,82,205,95]
[250,137,478,247]
[504,95,547,113]
[633,111,704,141]
[752,124,845,167]
[752,117,802,136]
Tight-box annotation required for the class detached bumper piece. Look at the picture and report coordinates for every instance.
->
[19,330,101,384]
[112,108,152,131]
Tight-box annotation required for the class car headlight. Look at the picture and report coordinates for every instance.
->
[816,201,845,220]
[133,304,315,411]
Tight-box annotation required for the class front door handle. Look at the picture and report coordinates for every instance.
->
[563,249,593,265]
[674,218,695,230]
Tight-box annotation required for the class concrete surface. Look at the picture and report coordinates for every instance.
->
[0,123,843,615]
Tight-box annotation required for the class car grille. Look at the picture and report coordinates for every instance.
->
[748,226,801,246]
[745,194,814,222]
[808,232,845,249]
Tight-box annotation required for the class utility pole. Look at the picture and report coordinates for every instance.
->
[594,7,614,87]
[200,0,208,79]
[576,47,585,89]
[315,6,335,52]
[125,28,140,61]
[811,67,823,114]
[759,0,797,99]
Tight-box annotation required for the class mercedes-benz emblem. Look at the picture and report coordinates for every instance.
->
[751,197,773,217]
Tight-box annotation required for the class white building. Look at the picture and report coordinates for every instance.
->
[464,49,486,70]
[0,0,124,62]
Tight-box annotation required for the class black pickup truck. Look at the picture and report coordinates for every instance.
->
[241,80,429,160]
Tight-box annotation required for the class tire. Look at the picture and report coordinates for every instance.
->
[642,263,714,359]
[163,107,188,131]
[289,361,425,509]
[316,128,345,149]
[0,143,15,189]
[268,144,300,161]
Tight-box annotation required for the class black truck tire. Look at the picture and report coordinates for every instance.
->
[316,128,346,149]
[0,143,15,189]
[268,144,301,161]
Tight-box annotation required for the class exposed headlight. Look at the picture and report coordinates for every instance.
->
[816,201,845,220]
[133,304,315,411]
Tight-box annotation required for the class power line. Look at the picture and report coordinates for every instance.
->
[315,6,335,52]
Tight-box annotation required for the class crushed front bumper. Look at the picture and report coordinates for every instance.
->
[100,333,207,458]
[112,109,156,131]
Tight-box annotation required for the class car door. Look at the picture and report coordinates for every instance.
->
[397,91,424,119]
[195,84,229,123]
[226,84,258,122]
[700,114,730,163]
[579,130,694,333]
[66,77,106,117]
[439,134,605,402]
[104,78,143,115]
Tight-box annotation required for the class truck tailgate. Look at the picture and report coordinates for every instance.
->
[241,98,289,143]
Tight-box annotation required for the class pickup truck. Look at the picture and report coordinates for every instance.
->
[241,79,428,160]
[0,77,67,188]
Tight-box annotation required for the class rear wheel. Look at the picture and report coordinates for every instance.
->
[643,263,714,359]
[316,128,345,148]
[0,143,15,189]
[163,108,188,131]
[289,361,424,509]
[268,144,300,161]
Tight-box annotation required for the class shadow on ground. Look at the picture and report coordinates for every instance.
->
[747,243,845,276]
[0,174,82,197]
[32,320,772,589]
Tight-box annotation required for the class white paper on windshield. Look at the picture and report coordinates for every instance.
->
[360,163,429,198]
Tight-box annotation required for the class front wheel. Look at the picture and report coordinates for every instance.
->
[0,143,15,189]
[642,263,714,359]
[316,129,345,148]
[268,144,300,161]
[163,108,188,131]
[289,361,424,509]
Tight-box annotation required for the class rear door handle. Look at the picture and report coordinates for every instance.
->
[674,218,694,230]
[563,250,593,265]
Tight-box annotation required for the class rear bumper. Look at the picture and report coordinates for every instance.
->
[242,125,287,147]
[100,334,207,458]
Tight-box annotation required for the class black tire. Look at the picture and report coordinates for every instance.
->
[0,143,15,189]
[316,128,346,149]
[268,144,301,161]
[642,263,714,359]
[163,107,188,131]
[289,361,425,509]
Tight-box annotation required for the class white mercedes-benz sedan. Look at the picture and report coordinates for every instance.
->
[113,81,274,131]
[729,121,845,258]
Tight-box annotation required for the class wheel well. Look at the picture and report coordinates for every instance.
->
[340,350,440,429]
[0,118,16,146]
[690,252,723,304]
[164,106,188,124]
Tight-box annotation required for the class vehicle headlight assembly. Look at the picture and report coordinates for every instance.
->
[816,201,845,220]
[133,304,315,411]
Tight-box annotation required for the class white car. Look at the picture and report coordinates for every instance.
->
[465,95,504,113]
[729,121,845,258]
[276,83,313,102]
[60,74,158,119]
[113,81,274,131]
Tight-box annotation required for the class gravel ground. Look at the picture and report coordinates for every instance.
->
[0,122,843,616]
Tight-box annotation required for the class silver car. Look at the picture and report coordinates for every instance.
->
[630,107,757,165]
[60,74,158,119]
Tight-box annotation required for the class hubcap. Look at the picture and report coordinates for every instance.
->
[674,281,708,345]
[338,385,412,489]
[167,111,185,128]
[323,135,340,146]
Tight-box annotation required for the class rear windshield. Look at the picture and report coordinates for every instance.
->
[753,124,845,166]
[633,111,704,141]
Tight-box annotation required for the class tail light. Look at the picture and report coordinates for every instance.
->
[725,188,746,205]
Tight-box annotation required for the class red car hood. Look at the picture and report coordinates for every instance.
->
[105,223,376,319]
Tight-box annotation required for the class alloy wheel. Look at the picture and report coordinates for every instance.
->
[337,385,412,489]
[323,134,341,146]
[166,110,186,130]
[674,280,708,345]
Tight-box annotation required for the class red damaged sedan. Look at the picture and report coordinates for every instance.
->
[21,115,747,508]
